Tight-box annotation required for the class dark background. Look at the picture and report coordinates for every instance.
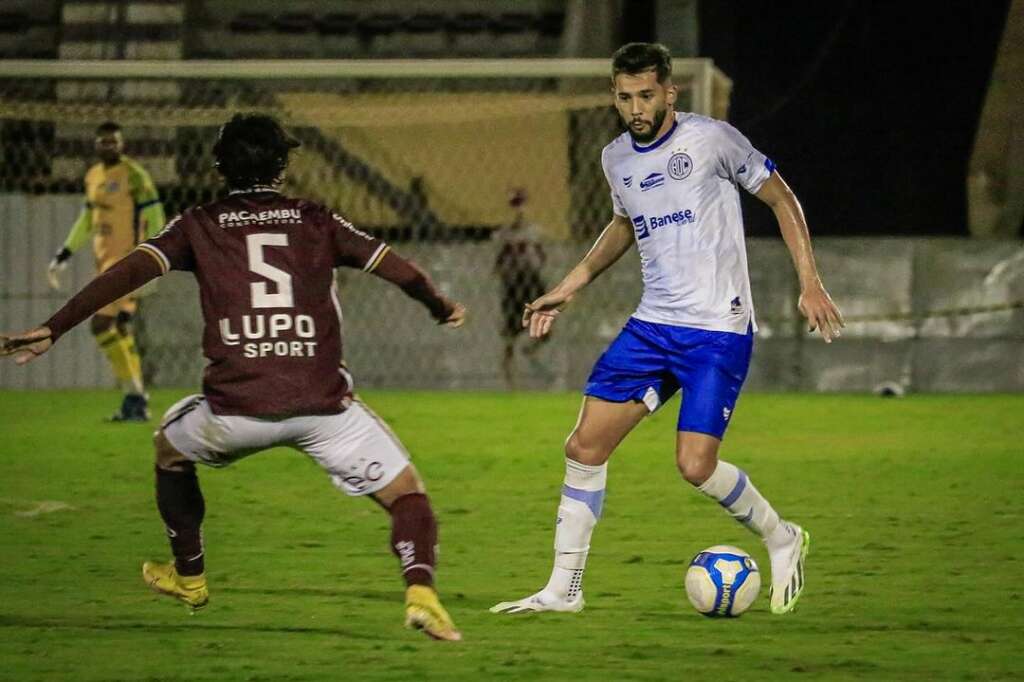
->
[631,1,1012,236]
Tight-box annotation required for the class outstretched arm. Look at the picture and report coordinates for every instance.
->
[328,209,465,328]
[523,213,634,338]
[3,249,164,364]
[371,250,466,328]
[755,172,844,342]
[47,206,93,291]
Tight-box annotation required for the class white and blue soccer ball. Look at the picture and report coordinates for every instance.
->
[685,545,761,617]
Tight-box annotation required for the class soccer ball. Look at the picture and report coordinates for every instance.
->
[685,545,761,617]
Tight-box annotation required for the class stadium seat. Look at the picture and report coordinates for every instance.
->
[318,12,358,36]
[360,12,404,56]
[489,13,532,35]
[488,12,538,55]
[536,11,566,37]
[229,12,272,33]
[448,12,490,54]
[395,13,446,55]
[274,13,316,35]
[0,12,28,33]
[316,12,360,57]
[448,13,488,35]
[358,13,402,38]
[404,13,445,34]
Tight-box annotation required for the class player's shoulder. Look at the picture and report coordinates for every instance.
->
[174,195,238,230]
[601,131,632,164]
[84,162,104,180]
[294,197,333,218]
[682,114,749,146]
[316,202,363,232]
[680,112,721,129]
[160,206,197,233]
[679,113,732,138]
[285,197,352,229]
[602,130,632,153]
[120,155,151,176]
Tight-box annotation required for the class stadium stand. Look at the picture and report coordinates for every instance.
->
[0,1,60,59]
[190,1,566,58]
[0,0,586,229]
[49,1,183,189]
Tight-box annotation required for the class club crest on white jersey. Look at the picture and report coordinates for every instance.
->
[601,112,776,333]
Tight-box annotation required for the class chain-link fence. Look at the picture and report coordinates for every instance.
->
[1,61,1021,393]
[0,59,729,235]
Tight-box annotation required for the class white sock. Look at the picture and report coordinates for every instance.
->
[543,458,607,600]
[698,460,785,546]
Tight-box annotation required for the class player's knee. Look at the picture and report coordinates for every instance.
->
[374,465,425,508]
[153,430,190,471]
[90,314,116,336]
[564,431,611,466]
[677,450,717,486]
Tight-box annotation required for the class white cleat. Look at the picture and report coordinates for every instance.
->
[768,523,810,614]
[490,590,585,615]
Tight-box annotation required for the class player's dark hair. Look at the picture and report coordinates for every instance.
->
[212,113,300,189]
[96,121,121,135]
[611,42,673,83]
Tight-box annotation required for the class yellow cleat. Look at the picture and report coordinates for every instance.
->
[404,585,462,641]
[142,560,208,611]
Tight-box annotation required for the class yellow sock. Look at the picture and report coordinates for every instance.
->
[96,328,144,394]
[119,331,144,394]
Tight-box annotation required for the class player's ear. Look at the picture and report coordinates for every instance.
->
[665,83,678,107]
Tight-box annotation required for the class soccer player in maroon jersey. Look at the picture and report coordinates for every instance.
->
[1,114,467,641]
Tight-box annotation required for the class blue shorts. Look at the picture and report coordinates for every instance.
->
[584,317,753,439]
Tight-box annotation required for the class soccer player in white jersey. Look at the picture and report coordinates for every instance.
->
[491,43,844,616]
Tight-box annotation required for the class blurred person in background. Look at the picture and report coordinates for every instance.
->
[46,121,166,422]
[494,187,549,388]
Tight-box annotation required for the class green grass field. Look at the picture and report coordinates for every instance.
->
[1,390,1022,681]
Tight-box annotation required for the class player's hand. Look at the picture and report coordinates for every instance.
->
[523,290,573,339]
[47,259,67,292]
[442,302,467,329]
[798,281,844,343]
[0,326,54,365]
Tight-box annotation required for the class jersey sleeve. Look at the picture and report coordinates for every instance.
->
[62,203,93,254]
[127,161,167,238]
[324,208,390,272]
[44,250,163,343]
[601,148,628,217]
[136,213,195,273]
[713,121,776,194]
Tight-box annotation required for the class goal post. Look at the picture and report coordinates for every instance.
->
[0,58,732,240]
[0,57,732,391]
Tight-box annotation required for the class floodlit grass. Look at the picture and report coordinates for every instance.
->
[1,390,1021,681]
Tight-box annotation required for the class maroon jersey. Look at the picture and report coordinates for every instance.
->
[138,189,390,417]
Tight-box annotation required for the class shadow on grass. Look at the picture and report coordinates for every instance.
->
[0,614,380,640]
[215,586,397,603]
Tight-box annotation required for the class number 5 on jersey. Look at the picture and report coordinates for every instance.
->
[247,233,293,308]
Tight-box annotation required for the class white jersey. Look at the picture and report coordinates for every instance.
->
[601,111,774,334]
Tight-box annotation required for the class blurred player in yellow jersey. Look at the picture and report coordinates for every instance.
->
[47,121,166,421]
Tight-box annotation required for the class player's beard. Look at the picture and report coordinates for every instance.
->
[626,107,668,144]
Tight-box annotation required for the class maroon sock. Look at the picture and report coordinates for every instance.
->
[155,464,206,576]
[389,493,437,587]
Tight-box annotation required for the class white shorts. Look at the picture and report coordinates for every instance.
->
[160,395,411,497]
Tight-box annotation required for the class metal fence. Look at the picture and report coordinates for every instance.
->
[3,193,1022,393]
